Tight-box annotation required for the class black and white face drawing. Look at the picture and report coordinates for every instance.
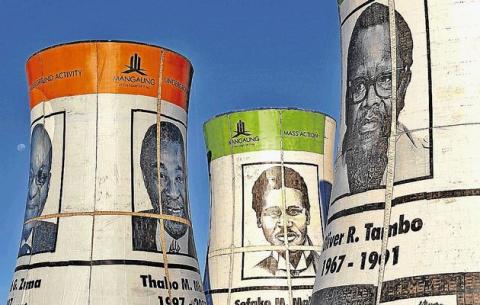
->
[251,166,315,277]
[342,3,413,193]
[140,122,188,239]
[132,115,196,257]
[18,124,57,256]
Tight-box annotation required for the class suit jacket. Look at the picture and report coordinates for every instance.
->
[132,210,197,257]
[256,250,317,277]
[18,221,57,257]
[255,236,318,277]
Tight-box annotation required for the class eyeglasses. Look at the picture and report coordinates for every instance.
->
[348,72,393,104]
[30,165,49,187]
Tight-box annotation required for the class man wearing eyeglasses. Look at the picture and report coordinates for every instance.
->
[18,124,57,256]
[336,3,429,195]
[251,166,317,277]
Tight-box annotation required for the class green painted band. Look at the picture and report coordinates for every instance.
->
[203,109,328,161]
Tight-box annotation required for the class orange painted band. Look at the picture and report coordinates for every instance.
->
[27,41,193,111]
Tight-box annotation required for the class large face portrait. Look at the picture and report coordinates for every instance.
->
[338,2,433,196]
[140,121,189,240]
[19,117,63,258]
[22,124,52,238]
[241,163,322,279]
[247,166,315,277]
[252,166,311,249]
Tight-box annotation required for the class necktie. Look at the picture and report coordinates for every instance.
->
[169,239,180,253]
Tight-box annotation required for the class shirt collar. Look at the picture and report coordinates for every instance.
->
[155,221,189,254]
[271,237,314,275]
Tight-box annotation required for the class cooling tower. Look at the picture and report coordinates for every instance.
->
[203,108,335,305]
[8,41,206,305]
[312,1,480,304]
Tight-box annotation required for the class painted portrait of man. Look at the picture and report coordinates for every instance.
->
[18,124,57,257]
[336,2,429,195]
[132,121,196,257]
[251,166,317,277]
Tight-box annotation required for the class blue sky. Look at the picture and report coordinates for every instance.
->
[0,0,340,300]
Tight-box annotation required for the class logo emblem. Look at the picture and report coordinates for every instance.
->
[123,53,147,76]
[233,120,251,138]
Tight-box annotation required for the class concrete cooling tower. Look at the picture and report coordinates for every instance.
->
[7,41,206,305]
[312,1,480,304]
[203,108,335,305]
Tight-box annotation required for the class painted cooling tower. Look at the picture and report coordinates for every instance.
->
[203,108,335,305]
[8,41,206,305]
[312,1,480,304]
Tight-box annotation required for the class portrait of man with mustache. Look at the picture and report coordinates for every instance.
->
[251,166,318,277]
[132,121,196,257]
[336,3,430,196]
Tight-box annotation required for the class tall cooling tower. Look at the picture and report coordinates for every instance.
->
[8,41,206,305]
[203,108,335,305]
[312,1,480,304]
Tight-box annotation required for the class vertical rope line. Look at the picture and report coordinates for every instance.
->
[279,111,294,305]
[321,120,327,236]
[156,50,173,300]
[40,65,48,305]
[376,1,398,304]
[226,114,237,305]
[87,42,100,305]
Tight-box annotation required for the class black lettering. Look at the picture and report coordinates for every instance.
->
[335,233,345,245]
[411,218,423,231]
[275,298,286,305]
[10,279,17,291]
[388,222,398,237]
[140,275,148,287]
[149,275,158,288]
[181,278,191,290]
[399,214,410,234]
[347,226,356,243]
[364,223,373,241]
[371,227,382,240]
[193,280,203,292]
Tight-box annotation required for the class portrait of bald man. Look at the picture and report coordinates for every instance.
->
[132,121,196,257]
[18,124,58,257]
[251,166,318,277]
[335,3,430,196]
